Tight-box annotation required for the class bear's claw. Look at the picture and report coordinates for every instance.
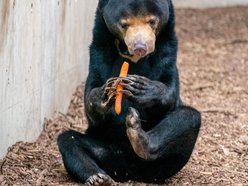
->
[85,173,113,186]
[126,107,141,129]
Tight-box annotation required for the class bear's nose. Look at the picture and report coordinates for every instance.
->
[134,44,147,57]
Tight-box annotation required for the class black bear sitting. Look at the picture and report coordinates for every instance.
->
[58,0,201,185]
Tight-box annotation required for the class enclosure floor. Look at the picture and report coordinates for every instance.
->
[1,7,248,186]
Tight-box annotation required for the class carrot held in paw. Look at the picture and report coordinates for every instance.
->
[115,61,129,115]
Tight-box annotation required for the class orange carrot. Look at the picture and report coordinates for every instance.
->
[115,62,129,115]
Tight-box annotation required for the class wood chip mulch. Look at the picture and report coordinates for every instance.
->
[1,6,248,186]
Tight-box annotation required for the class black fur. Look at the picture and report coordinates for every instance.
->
[58,0,201,184]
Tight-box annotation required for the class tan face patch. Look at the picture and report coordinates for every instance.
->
[118,16,158,62]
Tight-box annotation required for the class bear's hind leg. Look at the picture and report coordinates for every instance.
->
[126,106,201,179]
[57,130,114,185]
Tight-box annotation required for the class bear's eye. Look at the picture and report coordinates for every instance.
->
[120,22,129,30]
[148,19,156,26]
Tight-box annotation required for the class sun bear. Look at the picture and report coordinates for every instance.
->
[58,0,201,185]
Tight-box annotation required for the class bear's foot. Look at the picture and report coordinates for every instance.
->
[126,107,141,129]
[85,173,114,186]
[126,107,150,159]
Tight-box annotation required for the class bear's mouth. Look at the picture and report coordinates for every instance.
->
[116,40,131,56]
[115,40,144,63]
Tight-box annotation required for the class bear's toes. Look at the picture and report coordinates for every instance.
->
[86,173,114,186]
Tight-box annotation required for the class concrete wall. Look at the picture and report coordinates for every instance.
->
[0,0,98,158]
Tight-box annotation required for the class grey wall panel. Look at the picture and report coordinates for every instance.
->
[0,0,98,158]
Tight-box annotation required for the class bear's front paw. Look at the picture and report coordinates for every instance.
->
[85,173,113,186]
[126,107,141,129]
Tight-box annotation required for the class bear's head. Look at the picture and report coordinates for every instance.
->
[99,0,171,62]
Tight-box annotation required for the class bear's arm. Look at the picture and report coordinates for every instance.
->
[84,47,113,128]
[159,66,180,111]
[156,39,180,111]
[84,69,107,129]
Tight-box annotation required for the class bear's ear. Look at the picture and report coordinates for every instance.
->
[98,0,109,10]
